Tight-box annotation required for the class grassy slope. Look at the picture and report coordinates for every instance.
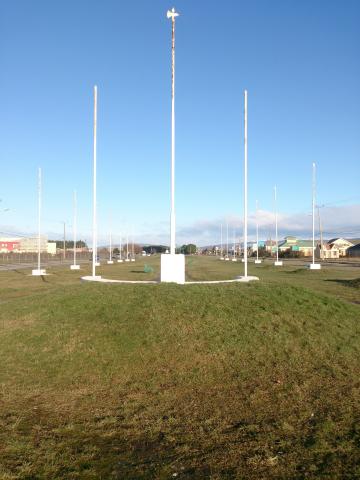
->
[0,260,359,479]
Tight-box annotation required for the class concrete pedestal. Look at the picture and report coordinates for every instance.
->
[130,258,135,262]
[117,259,123,263]
[70,265,80,270]
[231,258,237,262]
[125,259,130,262]
[95,262,101,267]
[161,253,185,284]
[107,260,114,265]
[309,263,321,270]
[225,257,230,261]
[274,261,283,266]
[32,269,46,276]
[220,257,225,260]
[255,259,262,264]
[241,259,245,263]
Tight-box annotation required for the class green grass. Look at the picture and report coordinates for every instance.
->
[0,258,359,479]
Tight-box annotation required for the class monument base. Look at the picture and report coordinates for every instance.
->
[161,253,185,284]
[309,263,321,270]
[32,269,46,276]
[70,265,80,270]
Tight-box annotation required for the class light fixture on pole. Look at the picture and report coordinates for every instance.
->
[309,162,321,270]
[32,167,46,275]
[161,7,185,284]
[70,190,80,270]
[255,199,262,264]
[274,185,283,266]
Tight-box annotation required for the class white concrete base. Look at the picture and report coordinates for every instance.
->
[70,265,80,270]
[236,275,259,282]
[255,259,262,264]
[220,257,225,260]
[117,259,123,263]
[95,262,101,267]
[32,269,47,276]
[225,257,230,261]
[125,259,130,262]
[241,259,245,263]
[107,260,114,265]
[309,263,321,270]
[161,253,185,284]
[231,258,237,262]
[130,258,135,262]
[274,261,283,266]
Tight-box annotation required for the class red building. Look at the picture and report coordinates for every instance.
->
[0,239,20,253]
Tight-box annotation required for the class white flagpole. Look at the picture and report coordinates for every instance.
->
[312,162,315,265]
[244,90,248,277]
[92,85,98,277]
[73,190,77,267]
[37,167,41,271]
[167,8,179,256]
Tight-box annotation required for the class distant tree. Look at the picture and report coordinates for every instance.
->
[113,247,120,254]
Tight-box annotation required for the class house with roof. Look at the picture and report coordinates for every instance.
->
[327,238,354,257]
[347,243,360,258]
[315,243,339,259]
[278,236,314,257]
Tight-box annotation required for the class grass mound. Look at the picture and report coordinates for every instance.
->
[0,278,360,478]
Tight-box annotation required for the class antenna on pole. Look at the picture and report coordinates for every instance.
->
[70,190,80,270]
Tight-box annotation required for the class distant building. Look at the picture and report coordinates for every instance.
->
[0,238,20,253]
[347,243,360,258]
[47,242,57,255]
[278,236,314,256]
[315,243,339,259]
[20,236,48,253]
[327,238,354,257]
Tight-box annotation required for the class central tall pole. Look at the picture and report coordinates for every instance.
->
[168,8,179,255]
[312,162,316,265]
[73,190,77,267]
[92,85,97,278]
[274,185,279,262]
[256,200,259,262]
[37,167,41,272]
[244,90,248,277]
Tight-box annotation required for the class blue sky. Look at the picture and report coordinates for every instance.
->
[1,0,359,245]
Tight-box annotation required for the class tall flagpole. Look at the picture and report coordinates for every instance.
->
[37,167,41,272]
[312,162,316,265]
[167,7,179,255]
[244,90,248,277]
[92,86,98,277]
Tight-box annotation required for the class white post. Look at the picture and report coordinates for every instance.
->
[309,162,321,269]
[255,199,262,264]
[37,167,41,271]
[168,8,179,256]
[92,85,98,277]
[70,190,80,270]
[244,90,248,277]
[32,167,46,275]
[220,223,224,259]
[312,162,315,265]
[118,236,123,263]
[160,8,185,284]
[274,185,282,266]
[226,221,229,259]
